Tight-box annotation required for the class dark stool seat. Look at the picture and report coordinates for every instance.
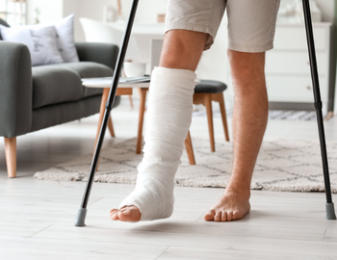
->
[195,80,227,94]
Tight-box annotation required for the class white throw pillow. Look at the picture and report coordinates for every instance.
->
[47,14,79,63]
[0,24,64,66]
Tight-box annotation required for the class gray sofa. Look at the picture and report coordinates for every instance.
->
[0,18,121,178]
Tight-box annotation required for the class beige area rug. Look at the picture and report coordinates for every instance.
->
[34,138,337,193]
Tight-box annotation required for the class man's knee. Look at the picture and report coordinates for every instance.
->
[160,30,208,71]
[228,50,267,96]
[227,50,266,77]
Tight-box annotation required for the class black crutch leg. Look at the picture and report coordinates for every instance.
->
[302,0,336,220]
[74,0,140,227]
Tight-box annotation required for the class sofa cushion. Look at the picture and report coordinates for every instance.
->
[51,61,113,98]
[0,24,64,66]
[32,62,113,109]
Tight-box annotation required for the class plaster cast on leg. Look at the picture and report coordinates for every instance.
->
[119,67,196,221]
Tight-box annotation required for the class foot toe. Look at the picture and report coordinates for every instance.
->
[110,206,141,222]
[118,206,141,222]
[204,210,216,221]
[214,211,222,222]
[110,210,119,221]
[226,211,233,221]
[233,211,239,220]
[221,211,227,222]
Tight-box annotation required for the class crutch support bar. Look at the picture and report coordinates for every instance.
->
[302,0,336,220]
[74,0,140,227]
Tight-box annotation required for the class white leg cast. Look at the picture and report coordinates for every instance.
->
[120,67,196,221]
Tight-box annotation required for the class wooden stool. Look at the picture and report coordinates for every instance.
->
[95,86,196,166]
[135,80,230,162]
[136,87,196,165]
[193,80,230,152]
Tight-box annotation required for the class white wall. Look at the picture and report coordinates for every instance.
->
[280,0,335,22]
[78,0,168,23]
[315,0,335,22]
[63,0,81,40]
[26,0,83,39]
[73,0,168,41]
[27,0,63,25]
[26,0,169,43]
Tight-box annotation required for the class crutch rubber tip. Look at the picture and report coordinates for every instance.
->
[74,208,87,227]
[326,203,337,220]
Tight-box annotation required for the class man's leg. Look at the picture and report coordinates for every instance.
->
[204,50,268,222]
[110,30,208,222]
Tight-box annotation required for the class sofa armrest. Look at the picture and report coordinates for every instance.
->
[0,42,32,137]
[75,42,120,71]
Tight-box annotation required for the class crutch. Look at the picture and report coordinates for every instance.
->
[74,0,139,227]
[302,0,336,220]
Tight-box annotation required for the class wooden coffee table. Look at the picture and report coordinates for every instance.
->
[83,81,147,149]
[82,81,196,166]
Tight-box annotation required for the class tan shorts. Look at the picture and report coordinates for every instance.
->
[165,0,281,52]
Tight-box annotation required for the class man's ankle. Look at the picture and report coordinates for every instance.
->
[225,181,251,196]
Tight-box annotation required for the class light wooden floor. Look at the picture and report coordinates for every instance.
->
[1,100,337,259]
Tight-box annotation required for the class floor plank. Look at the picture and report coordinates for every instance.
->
[32,224,337,256]
[156,246,337,260]
[0,251,118,260]
[0,236,166,260]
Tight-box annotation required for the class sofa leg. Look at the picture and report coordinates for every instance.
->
[4,137,17,178]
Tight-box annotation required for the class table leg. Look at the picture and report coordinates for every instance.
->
[92,87,133,171]
[93,88,110,171]
[184,131,196,165]
[128,95,134,108]
[136,88,148,154]
[108,116,115,137]
[94,88,110,150]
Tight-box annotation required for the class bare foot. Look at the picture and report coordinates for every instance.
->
[204,188,251,222]
[110,205,142,222]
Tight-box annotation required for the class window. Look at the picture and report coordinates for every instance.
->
[0,0,27,26]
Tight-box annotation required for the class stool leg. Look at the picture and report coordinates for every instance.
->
[302,0,336,220]
[184,131,196,165]
[136,88,147,154]
[217,93,230,142]
[95,88,110,151]
[205,94,215,152]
